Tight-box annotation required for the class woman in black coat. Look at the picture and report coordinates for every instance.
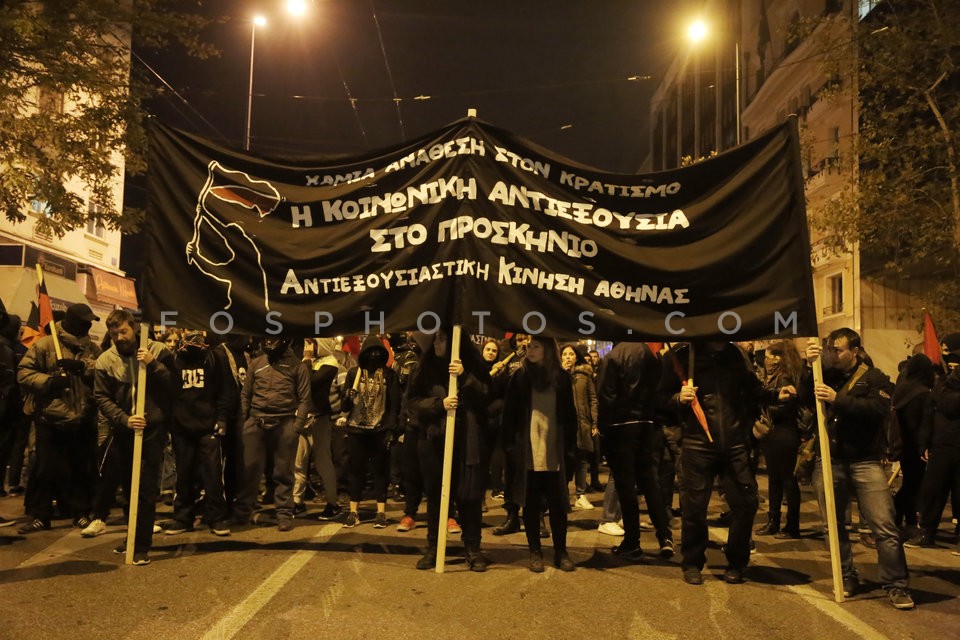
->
[406,330,491,571]
[500,336,578,572]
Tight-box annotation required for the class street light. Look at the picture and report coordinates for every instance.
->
[687,18,741,147]
[245,15,267,151]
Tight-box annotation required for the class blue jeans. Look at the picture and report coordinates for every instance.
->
[813,460,909,590]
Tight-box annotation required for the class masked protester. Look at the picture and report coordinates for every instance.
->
[235,336,312,532]
[337,335,401,528]
[907,334,960,551]
[806,328,915,609]
[164,331,234,537]
[17,303,102,534]
[406,329,491,571]
[93,309,175,565]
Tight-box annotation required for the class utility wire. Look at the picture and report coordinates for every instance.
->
[334,56,369,148]
[369,0,405,140]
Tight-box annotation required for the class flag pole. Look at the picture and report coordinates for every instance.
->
[34,264,63,361]
[810,338,844,603]
[435,324,462,573]
[124,324,150,565]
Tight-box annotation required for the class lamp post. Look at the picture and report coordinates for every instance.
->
[687,18,741,149]
[245,15,266,151]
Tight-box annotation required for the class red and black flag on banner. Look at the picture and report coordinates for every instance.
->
[22,272,55,349]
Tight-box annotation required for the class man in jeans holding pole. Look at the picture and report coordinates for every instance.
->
[807,328,915,610]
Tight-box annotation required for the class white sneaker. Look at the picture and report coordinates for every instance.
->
[639,519,655,531]
[80,519,107,538]
[153,524,162,534]
[575,495,594,510]
[598,521,625,536]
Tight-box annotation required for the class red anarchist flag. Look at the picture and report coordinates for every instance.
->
[923,310,941,367]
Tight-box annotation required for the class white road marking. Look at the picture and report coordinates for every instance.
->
[200,523,341,640]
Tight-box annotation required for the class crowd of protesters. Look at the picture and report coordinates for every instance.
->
[2,296,959,608]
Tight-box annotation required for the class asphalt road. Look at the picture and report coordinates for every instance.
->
[2,477,958,640]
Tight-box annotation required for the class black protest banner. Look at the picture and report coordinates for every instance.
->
[144,117,816,340]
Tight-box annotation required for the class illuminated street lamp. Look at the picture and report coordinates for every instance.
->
[245,15,267,151]
[687,18,741,147]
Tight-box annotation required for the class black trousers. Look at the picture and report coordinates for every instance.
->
[523,470,567,552]
[345,430,390,504]
[606,425,672,550]
[401,428,423,517]
[680,445,758,571]
[759,426,801,531]
[418,433,482,548]
[114,427,165,552]
[171,430,228,526]
[916,445,960,534]
[657,425,683,512]
[31,421,96,522]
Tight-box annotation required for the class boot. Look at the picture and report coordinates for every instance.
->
[464,542,488,572]
[416,548,437,570]
[493,506,521,536]
[776,513,800,539]
[754,513,780,536]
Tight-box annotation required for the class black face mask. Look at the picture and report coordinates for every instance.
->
[181,344,207,359]
[61,316,92,338]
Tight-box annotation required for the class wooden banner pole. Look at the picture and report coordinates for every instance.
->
[34,264,63,360]
[810,339,845,603]
[435,324,462,574]
[124,324,149,565]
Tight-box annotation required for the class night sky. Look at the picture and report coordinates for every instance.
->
[124,0,693,276]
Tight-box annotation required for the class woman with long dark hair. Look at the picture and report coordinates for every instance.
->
[406,329,492,571]
[501,336,578,572]
[560,343,598,510]
[755,340,807,538]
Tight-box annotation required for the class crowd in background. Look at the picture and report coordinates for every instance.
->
[1,295,959,608]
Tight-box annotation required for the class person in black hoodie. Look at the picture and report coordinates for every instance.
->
[337,335,400,528]
[907,335,960,548]
[891,353,934,532]
[166,331,234,536]
[407,329,491,571]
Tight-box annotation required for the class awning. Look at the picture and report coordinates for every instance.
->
[87,267,138,309]
[0,266,90,320]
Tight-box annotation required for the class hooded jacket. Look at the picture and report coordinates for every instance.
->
[94,340,174,431]
[570,363,598,451]
[341,335,400,434]
[172,346,235,434]
[919,366,960,452]
[18,323,101,426]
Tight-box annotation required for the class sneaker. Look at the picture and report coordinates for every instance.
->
[113,542,126,555]
[374,512,388,528]
[153,524,162,534]
[277,517,293,532]
[447,518,461,534]
[132,552,151,566]
[639,519,655,531]
[774,529,801,540]
[611,545,644,562]
[17,518,50,534]
[723,567,745,584]
[490,490,504,501]
[598,521,625,536]
[574,495,594,510]
[659,538,675,559]
[8,485,25,496]
[210,521,231,536]
[80,519,107,538]
[888,587,915,610]
[682,567,703,585]
[73,516,91,529]
[317,503,343,521]
[343,511,360,527]
[842,576,859,598]
[251,512,276,527]
[164,521,194,535]
[397,515,416,532]
[0,516,15,528]
[904,532,935,548]
[292,501,307,516]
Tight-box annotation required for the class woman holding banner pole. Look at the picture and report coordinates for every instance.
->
[407,329,491,571]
